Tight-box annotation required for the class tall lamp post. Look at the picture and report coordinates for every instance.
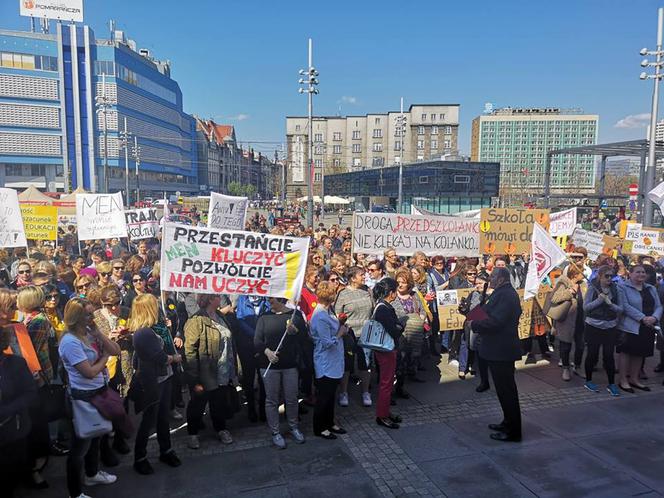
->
[119,117,133,205]
[640,7,664,226]
[395,97,407,213]
[131,136,141,205]
[298,38,319,228]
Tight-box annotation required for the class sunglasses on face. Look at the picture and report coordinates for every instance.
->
[133,279,144,283]
[467,272,477,276]
[100,272,111,277]
[368,268,380,272]
[77,283,91,290]
[113,266,125,271]
[18,269,31,275]
[329,277,339,282]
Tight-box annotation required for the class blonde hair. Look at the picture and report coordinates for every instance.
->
[316,281,337,305]
[74,274,97,291]
[96,261,112,274]
[17,285,45,313]
[151,261,161,280]
[0,288,17,320]
[128,293,159,331]
[99,285,122,305]
[64,297,89,332]
[34,260,57,278]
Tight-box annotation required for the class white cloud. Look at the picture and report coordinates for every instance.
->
[229,113,250,121]
[614,113,650,128]
[339,96,357,105]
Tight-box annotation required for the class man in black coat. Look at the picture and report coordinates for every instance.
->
[470,267,523,442]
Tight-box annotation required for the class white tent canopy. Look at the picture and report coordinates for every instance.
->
[324,195,350,204]
[297,195,322,203]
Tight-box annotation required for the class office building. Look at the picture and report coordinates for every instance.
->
[471,107,598,199]
[324,160,499,214]
[285,104,459,200]
[0,24,198,195]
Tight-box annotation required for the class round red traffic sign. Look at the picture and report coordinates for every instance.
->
[629,183,638,196]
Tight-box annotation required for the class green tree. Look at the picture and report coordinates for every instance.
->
[227,181,243,196]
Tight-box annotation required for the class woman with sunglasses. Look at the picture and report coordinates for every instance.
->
[583,265,624,396]
[124,273,148,309]
[96,262,113,288]
[73,274,97,299]
[10,260,33,290]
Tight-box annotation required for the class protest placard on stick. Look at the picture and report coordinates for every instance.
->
[125,208,160,240]
[76,193,128,241]
[0,188,27,248]
[20,205,58,241]
[479,208,550,255]
[207,192,248,230]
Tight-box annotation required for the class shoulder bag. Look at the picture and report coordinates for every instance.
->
[69,388,113,439]
[542,282,572,322]
[358,303,396,353]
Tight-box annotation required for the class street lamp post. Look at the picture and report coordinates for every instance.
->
[298,38,319,228]
[119,116,132,206]
[132,136,141,204]
[395,97,407,213]
[640,7,664,226]
[94,73,112,193]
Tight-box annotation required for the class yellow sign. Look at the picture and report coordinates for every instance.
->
[20,205,58,241]
[479,208,550,255]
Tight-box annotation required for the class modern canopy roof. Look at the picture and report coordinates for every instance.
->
[547,139,664,158]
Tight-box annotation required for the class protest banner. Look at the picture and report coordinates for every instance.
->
[125,208,160,240]
[623,223,664,256]
[479,208,549,255]
[208,192,248,230]
[182,196,210,214]
[436,288,473,331]
[20,205,58,241]
[549,207,577,237]
[516,289,534,340]
[76,192,128,241]
[569,227,605,261]
[160,222,309,300]
[352,213,479,257]
[0,188,28,248]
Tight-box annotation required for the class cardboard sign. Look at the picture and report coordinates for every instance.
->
[570,227,605,261]
[437,288,473,331]
[207,192,249,230]
[352,213,479,257]
[516,289,534,340]
[182,196,210,213]
[76,193,128,241]
[479,208,550,255]
[623,223,664,256]
[0,188,28,248]
[125,208,160,240]
[549,208,577,237]
[160,222,309,300]
[20,205,58,241]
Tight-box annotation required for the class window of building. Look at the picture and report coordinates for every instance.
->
[444,126,452,134]
[421,114,427,121]
[333,131,342,141]
[418,126,425,135]
[444,139,451,149]
[373,129,382,138]
[417,140,424,150]
[314,145,323,155]
[352,130,361,139]
[431,126,438,135]
[394,140,401,151]
[431,114,437,122]
[353,158,361,167]
[372,157,384,167]
[333,158,341,167]
[314,133,323,142]
[314,159,322,168]
[314,172,321,182]
[417,155,424,161]
[375,117,381,125]
[373,142,383,152]
[333,145,342,154]
[352,143,361,153]
[394,128,402,137]
[295,125,301,132]
[454,175,470,184]
[431,140,438,149]
[419,176,429,184]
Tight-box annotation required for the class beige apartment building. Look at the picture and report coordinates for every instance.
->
[285,104,459,199]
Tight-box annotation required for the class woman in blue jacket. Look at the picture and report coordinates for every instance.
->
[617,264,662,392]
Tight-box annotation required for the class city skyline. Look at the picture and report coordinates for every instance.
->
[1,0,663,157]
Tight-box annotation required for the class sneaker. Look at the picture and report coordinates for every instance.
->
[84,470,117,486]
[187,435,200,449]
[159,450,181,467]
[584,381,600,393]
[607,384,620,397]
[562,368,571,382]
[272,433,287,449]
[338,392,349,407]
[218,430,233,445]
[362,392,372,407]
[290,428,306,444]
[133,459,154,475]
[170,409,183,421]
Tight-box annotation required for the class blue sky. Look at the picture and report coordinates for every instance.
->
[2,0,663,156]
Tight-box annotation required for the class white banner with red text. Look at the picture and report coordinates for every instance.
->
[352,212,479,257]
[160,222,309,300]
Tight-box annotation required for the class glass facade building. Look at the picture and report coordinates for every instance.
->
[0,25,198,195]
[324,160,500,214]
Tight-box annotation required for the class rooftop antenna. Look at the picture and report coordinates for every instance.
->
[109,19,115,38]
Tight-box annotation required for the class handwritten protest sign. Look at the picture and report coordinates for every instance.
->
[516,289,534,339]
[549,208,577,237]
[20,205,58,241]
[352,213,479,257]
[570,227,605,261]
[160,222,309,300]
[125,208,160,240]
[479,208,549,255]
[207,192,248,230]
[76,192,128,241]
[437,288,473,331]
[532,285,553,333]
[623,223,664,256]
[0,188,27,248]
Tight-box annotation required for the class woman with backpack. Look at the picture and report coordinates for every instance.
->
[550,265,585,381]
[371,278,404,429]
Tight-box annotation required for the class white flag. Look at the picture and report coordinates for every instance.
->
[524,222,568,299]
[648,181,664,211]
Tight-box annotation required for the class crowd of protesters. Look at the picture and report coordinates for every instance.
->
[1,205,663,498]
